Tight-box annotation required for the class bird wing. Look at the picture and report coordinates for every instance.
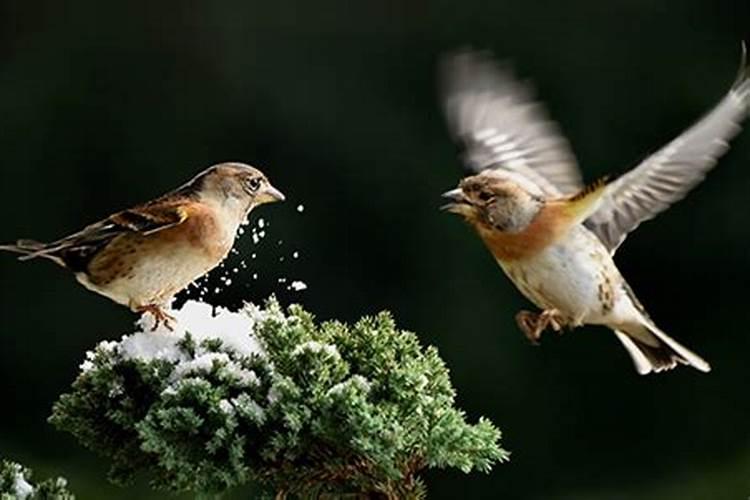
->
[17,199,191,271]
[440,49,583,196]
[586,47,750,253]
[108,200,190,235]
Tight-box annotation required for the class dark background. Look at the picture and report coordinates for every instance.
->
[1,1,749,498]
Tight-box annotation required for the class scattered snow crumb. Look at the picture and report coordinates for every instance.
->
[292,251,299,259]
[289,281,308,291]
[296,204,305,213]
[257,218,265,229]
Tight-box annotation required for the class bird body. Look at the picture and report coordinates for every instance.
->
[499,226,616,326]
[1,162,285,328]
[77,204,233,308]
[440,47,750,374]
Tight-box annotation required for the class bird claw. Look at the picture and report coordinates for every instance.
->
[515,309,566,344]
[516,310,542,345]
[136,305,176,332]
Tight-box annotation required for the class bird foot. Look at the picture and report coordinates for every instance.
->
[136,304,176,332]
[515,309,565,344]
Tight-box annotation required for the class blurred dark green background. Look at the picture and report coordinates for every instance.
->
[1,1,749,498]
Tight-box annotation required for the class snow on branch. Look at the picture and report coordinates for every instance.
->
[0,459,74,499]
[50,298,508,498]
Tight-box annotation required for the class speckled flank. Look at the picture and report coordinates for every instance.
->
[80,206,236,308]
[597,272,615,315]
[496,225,625,326]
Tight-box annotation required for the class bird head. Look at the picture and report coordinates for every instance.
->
[193,162,285,215]
[442,170,544,233]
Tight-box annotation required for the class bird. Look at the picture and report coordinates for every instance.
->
[439,46,750,374]
[0,162,285,330]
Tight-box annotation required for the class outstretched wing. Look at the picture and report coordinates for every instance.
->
[586,46,750,253]
[440,49,583,196]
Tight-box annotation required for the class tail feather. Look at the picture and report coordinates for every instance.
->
[614,323,711,375]
[0,240,66,266]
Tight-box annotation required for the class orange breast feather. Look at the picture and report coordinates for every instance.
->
[476,202,572,262]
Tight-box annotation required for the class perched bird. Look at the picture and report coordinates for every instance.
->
[440,47,750,374]
[0,162,285,329]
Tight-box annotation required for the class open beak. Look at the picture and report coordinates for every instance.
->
[258,184,286,204]
[440,188,467,213]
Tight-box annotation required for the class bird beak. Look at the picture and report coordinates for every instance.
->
[440,188,468,213]
[257,184,286,204]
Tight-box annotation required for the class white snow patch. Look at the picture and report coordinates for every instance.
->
[12,469,34,499]
[120,332,183,363]
[219,399,234,415]
[327,375,372,397]
[172,352,232,379]
[120,300,264,363]
[292,340,340,359]
[178,301,260,355]
[289,280,307,291]
[232,393,266,422]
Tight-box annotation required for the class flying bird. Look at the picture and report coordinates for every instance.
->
[0,162,285,329]
[440,47,750,374]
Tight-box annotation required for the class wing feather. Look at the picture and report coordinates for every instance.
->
[17,198,191,271]
[441,49,583,196]
[586,46,750,252]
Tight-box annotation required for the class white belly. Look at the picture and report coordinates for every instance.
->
[77,242,223,308]
[499,226,624,325]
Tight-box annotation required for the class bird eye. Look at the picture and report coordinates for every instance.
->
[245,177,262,192]
[478,191,494,202]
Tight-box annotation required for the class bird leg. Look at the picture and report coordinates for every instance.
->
[515,309,566,344]
[136,304,176,332]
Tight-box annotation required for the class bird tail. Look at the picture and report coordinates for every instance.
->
[0,239,66,266]
[614,321,711,375]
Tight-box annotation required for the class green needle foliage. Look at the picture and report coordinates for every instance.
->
[0,459,74,500]
[50,298,508,498]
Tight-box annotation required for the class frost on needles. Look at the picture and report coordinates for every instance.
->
[0,459,74,500]
[49,299,508,498]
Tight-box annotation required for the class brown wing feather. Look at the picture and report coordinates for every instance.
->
[5,198,191,272]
